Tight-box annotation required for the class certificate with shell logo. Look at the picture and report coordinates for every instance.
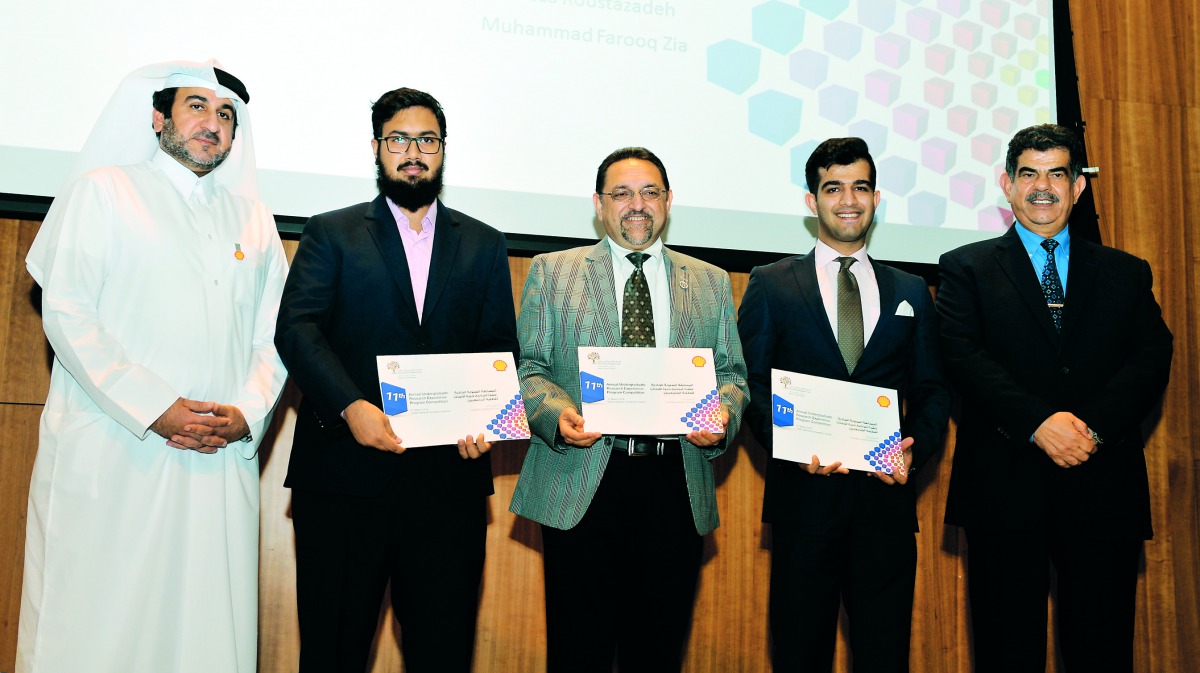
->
[577,347,725,435]
[376,352,529,448]
[771,370,903,474]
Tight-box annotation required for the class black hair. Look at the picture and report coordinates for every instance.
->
[595,147,670,193]
[151,87,239,139]
[1005,123,1085,179]
[805,137,876,194]
[371,88,447,140]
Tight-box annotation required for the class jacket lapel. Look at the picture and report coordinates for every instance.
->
[364,196,419,324]
[583,241,621,347]
[1059,234,1098,340]
[994,226,1061,345]
[663,248,688,346]
[858,258,896,372]
[422,200,460,320]
[790,252,843,361]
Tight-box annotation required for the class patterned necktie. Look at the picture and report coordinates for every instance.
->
[1040,238,1065,331]
[622,252,656,347]
[836,256,864,373]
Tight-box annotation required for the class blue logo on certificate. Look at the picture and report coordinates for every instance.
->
[772,394,794,427]
[380,383,408,415]
[580,372,605,403]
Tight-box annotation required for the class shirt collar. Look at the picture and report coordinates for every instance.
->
[814,239,869,269]
[606,236,664,264]
[385,198,438,234]
[151,148,215,203]
[1014,221,1070,256]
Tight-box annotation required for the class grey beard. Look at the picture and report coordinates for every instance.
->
[158,118,229,172]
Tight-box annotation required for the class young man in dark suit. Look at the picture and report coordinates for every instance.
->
[936,124,1172,672]
[275,88,518,673]
[738,137,951,672]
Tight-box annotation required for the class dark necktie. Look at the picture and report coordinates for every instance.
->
[836,256,864,373]
[1040,238,1065,331]
[622,252,656,347]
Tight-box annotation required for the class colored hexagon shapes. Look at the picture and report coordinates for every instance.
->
[706,40,761,94]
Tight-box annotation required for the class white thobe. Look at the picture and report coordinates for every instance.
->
[17,150,288,673]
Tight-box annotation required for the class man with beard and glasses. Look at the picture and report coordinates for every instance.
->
[18,60,287,673]
[737,137,950,672]
[510,147,748,673]
[936,124,1173,672]
[275,87,518,673]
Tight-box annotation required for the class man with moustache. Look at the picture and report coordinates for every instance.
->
[937,124,1173,672]
[737,137,950,672]
[19,60,287,673]
[275,88,518,673]
[510,147,748,673]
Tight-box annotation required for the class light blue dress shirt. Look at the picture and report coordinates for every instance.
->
[1013,222,1070,294]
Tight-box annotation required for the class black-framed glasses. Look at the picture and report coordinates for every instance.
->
[377,135,443,154]
[598,187,666,203]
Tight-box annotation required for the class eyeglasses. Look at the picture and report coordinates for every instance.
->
[598,187,667,203]
[377,135,444,154]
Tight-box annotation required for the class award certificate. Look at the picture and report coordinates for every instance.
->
[577,347,725,435]
[376,352,530,448]
[770,369,903,474]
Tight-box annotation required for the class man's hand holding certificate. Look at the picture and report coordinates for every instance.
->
[577,347,726,437]
[771,369,909,478]
[376,352,531,450]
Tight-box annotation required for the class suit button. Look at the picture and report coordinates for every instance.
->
[1060,367,1070,375]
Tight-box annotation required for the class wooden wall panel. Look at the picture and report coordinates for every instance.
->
[0,405,42,673]
[1069,1,1200,671]
[1069,0,1199,109]
[0,220,52,405]
[0,218,49,673]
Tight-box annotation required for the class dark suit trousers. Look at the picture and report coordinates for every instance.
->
[540,450,703,673]
[291,449,487,673]
[965,527,1140,673]
[769,498,917,673]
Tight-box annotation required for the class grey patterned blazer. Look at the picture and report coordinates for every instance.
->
[509,239,748,535]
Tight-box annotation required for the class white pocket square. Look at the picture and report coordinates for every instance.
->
[895,300,915,317]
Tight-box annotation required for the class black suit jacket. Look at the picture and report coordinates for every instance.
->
[936,225,1173,539]
[275,196,519,498]
[738,252,951,534]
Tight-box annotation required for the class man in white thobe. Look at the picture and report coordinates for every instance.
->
[17,60,287,673]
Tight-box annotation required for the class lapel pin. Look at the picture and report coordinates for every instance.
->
[234,243,245,261]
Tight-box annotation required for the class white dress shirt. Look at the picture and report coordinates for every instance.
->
[607,236,670,347]
[813,239,881,346]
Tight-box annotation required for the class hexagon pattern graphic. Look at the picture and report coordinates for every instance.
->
[753,2,807,54]
[707,40,762,94]
[707,0,1053,232]
[749,90,804,144]
[790,140,822,188]
[790,49,830,89]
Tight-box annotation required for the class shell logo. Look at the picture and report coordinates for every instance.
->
[493,360,508,371]
[691,356,707,368]
[877,396,891,408]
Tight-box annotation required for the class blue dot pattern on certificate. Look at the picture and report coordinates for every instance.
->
[486,393,531,440]
[680,389,724,434]
[865,431,904,475]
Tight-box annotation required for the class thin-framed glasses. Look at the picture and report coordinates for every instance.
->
[598,187,666,203]
[377,135,443,154]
